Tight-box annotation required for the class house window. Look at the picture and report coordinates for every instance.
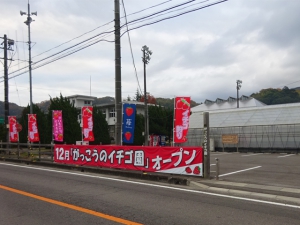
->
[109,108,115,118]
[72,100,75,105]
[101,109,106,115]
[84,100,91,105]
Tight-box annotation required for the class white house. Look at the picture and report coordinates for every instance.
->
[94,101,152,140]
[67,95,97,108]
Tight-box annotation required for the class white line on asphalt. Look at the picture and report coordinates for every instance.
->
[219,166,262,177]
[211,153,233,156]
[242,153,263,157]
[278,154,295,158]
[210,164,216,166]
[1,163,299,209]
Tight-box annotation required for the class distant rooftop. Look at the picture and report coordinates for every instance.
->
[66,95,97,100]
[192,95,266,112]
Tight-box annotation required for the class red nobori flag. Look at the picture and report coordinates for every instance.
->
[9,116,18,142]
[174,97,191,143]
[28,114,40,142]
[82,106,94,141]
[52,110,63,142]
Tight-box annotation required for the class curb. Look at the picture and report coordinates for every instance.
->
[0,158,190,186]
[190,181,300,205]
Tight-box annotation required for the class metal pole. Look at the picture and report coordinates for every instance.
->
[236,80,242,109]
[143,49,148,146]
[215,158,219,180]
[38,141,41,161]
[203,112,210,179]
[3,35,9,126]
[114,0,122,145]
[237,85,239,108]
[27,3,33,114]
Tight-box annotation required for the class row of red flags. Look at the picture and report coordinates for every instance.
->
[8,106,94,143]
[8,98,191,144]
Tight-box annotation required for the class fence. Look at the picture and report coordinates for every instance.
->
[0,142,54,161]
[185,124,300,153]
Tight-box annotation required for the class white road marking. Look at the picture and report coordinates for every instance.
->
[278,154,295,158]
[0,163,299,209]
[211,153,233,156]
[210,164,216,166]
[219,166,262,177]
[242,153,263,157]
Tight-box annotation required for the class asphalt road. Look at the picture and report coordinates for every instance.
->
[210,152,300,188]
[0,162,299,225]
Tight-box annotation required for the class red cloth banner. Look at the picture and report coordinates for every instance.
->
[53,110,63,142]
[54,145,203,176]
[8,116,18,142]
[28,114,40,142]
[174,97,191,143]
[82,106,94,141]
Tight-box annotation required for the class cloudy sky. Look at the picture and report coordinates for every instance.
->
[0,0,299,106]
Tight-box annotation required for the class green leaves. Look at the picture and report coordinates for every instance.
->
[251,87,300,105]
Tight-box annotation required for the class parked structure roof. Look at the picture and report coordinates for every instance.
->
[192,96,266,113]
[190,102,300,128]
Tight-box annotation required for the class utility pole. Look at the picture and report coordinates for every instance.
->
[0,35,14,126]
[114,0,122,145]
[142,45,152,146]
[21,3,37,114]
[236,80,242,108]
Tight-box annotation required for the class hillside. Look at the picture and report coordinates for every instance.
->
[0,102,24,118]
[0,96,200,119]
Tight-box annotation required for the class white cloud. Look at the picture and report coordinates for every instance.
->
[0,0,300,107]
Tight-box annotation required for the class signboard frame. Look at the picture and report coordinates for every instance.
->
[222,134,239,152]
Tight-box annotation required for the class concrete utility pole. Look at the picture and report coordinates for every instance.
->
[20,3,37,114]
[203,112,210,179]
[142,45,152,146]
[236,80,242,108]
[1,35,14,126]
[114,0,122,145]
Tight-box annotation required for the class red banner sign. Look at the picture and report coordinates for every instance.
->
[82,106,94,141]
[28,114,40,142]
[53,110,63,142]
[8,116,18,142]
[174,97,191,143]
[54,145,203,176]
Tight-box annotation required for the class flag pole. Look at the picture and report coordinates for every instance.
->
[173,97,175,147]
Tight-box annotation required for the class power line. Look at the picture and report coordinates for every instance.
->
[1,0,175,74]
[3,0,202,76]
[121,0,143,96]
[2,0,227,83]
[127,0,209,27]
[120,0,228,37]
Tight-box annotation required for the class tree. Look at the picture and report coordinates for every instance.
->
[18,104,47,144]
[0,124,7,143]
[47,94,81,144]
[132,114,145,145]
[90,107,111,145]
[148,105,173,138]
[134,89,142,101]
[140,93,157,104]
[251,87,300,105]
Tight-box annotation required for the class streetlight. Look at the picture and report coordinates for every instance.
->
[20,3,37,114]
[236,80,242,108]
[142,45,152,146]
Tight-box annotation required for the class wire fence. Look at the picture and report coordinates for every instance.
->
[185,124,300,152]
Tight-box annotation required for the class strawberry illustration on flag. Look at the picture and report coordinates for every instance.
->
[122,103,136,144]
